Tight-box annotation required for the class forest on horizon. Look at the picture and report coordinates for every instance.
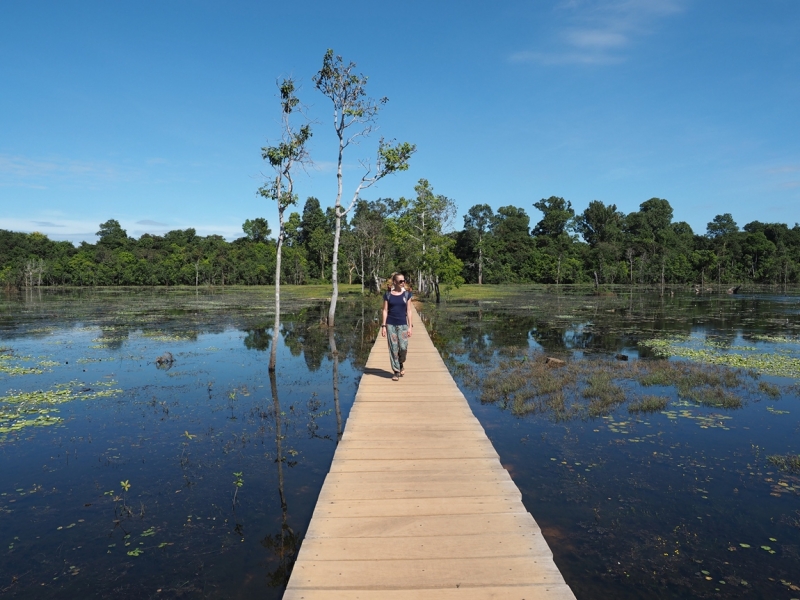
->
[3,179,799,291]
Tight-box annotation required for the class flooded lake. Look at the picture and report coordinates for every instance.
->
[0,287,375,599]
[421,286,800,600]
[1,286,799,599]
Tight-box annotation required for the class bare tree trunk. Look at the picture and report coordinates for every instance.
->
[328,329,342,443]
[360,247,364,293]
[626,248,634,285]
[478,240,483,285]
[269,370,286,511]
[270,234,283,372]
[327,133,345,328]
[556,254,562,286]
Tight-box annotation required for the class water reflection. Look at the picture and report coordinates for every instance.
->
[426,288,800,358]
[261,369,301,588]
[0,288,380,599]
[420,287,800,600]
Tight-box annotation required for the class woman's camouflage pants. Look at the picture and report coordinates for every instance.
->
[386,324,409,374]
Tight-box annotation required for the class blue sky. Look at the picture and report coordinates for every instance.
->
[2,0,799,245]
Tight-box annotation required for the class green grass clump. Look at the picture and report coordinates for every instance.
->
[682,385,743,409]
[471,351,751,423]
[758,381,781,398]
[766,454,800,474]
[639,335,800,380]
[0,382,122,440]
[628,395,669,413]
[583,373,625,417]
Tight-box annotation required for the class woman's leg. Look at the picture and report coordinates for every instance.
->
[397,324,409,374]
[386,324,402,375]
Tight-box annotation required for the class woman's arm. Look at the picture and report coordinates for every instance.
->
[406,296,413,337]
[381,299,388,338]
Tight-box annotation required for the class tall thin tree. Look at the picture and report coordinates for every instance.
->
[259,79,311,371]
[313,49,415,327]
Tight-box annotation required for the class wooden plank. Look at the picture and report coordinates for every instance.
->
[309,497,526,518]
[284,305,576,600]
[287,556,567,588]
[317,480,522,502]
[333,446,500,461]
[284,584,577,600]
[305,512,541,539]
[341,431,488,443]
[322,468,513,484]
[329,458,508,473]
[335,438,499,450]
[295,532,552,560]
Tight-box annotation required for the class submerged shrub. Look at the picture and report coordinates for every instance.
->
[767,454,800,474]
[682,385,743,409]
[583,373,625,417]
[628,395,669,413]
[758,381,781,398]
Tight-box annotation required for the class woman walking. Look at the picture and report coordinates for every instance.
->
[381,273,413,381]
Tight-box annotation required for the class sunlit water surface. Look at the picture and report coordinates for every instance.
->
[421,287,800,600]
[2,287,800,600]
[0,288,376,599]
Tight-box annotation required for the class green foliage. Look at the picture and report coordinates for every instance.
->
[387,179,462,295]
[2,195,800,289]
[242,218,272,243]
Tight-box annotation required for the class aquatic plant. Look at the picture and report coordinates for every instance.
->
[0,382,122,440]
[628,395,669,413]
[639,335,800,380]
[758,381,781,398]
[767,454,800,474]
[582,373,626,417]
[0,351,44,376]
[232,471,244,507]
[681,385,743,409]
[473,352,755,421]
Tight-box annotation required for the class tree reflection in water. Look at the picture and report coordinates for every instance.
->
[261,369,302,588]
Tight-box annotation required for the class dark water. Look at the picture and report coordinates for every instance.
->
[420,286,800,600]
[2,287,800,599]
[0,287,379,599]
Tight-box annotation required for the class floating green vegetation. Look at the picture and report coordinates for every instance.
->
[682,385,743,409]
[0,351,44,376]
[76,357,115,364]
[471,352,760,422]
[0,381,122,440]
[639,335,800,380]
[767,454,800,474]
[751,334,800,344]
[661,405,733,429]
[628,395,669,413]
[758,381,781,398]
[583,373,626,417]
[141,331,198,343]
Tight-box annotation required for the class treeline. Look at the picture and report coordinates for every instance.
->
[2,180,799,289]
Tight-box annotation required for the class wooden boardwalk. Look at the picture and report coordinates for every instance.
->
[284,307,577,600]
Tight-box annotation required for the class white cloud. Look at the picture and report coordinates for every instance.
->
[511,0,685,66]
[565,29,628,49]
[0,154,141,188]
[31,221,65,228]
[0,216,245,245]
